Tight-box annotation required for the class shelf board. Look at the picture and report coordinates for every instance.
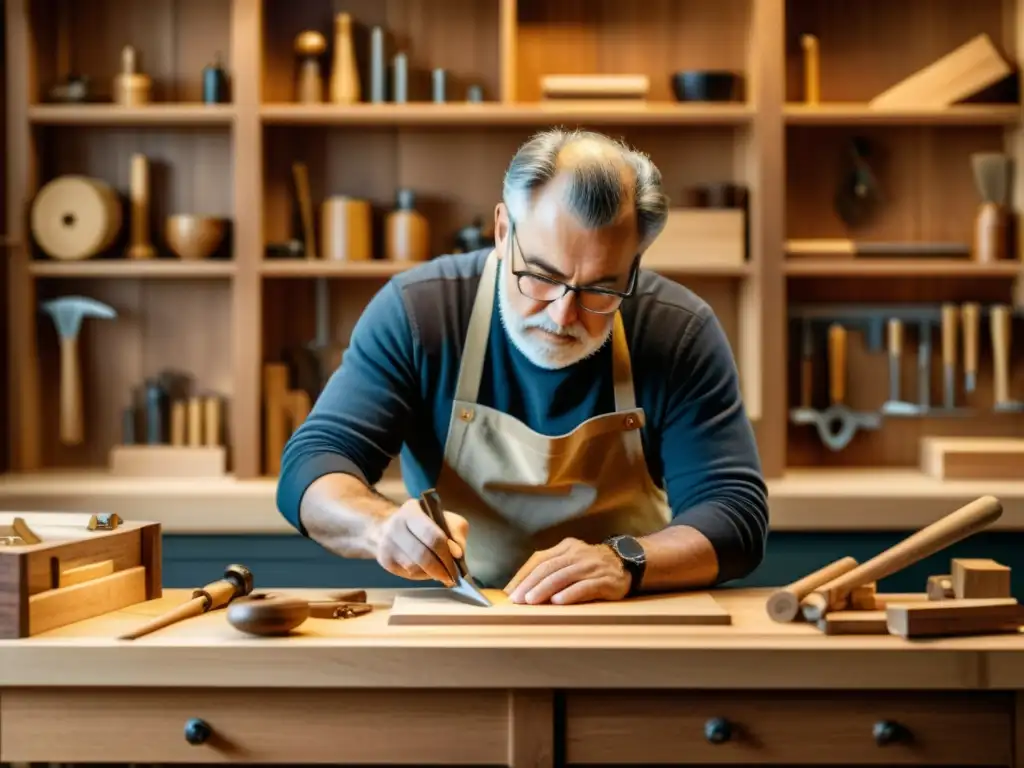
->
[784,103,1021,126]
[785,259,1024,277]
[27,103,236,126]
[260,102,754,126]
[2,468,1022,534]
[29,260,237,278]
[261,259,415,278]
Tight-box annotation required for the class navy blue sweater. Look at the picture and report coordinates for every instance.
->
[277,249,769,584]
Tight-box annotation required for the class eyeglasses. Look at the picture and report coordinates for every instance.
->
[507,220,639,315]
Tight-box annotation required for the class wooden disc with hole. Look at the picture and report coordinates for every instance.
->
[30,175,123,260]
[227,595,310,637]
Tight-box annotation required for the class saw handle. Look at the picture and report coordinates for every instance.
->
[59,335,83,445]
[962,302,979,382]
[828,323,846,406]
[991,305,1011,404]
[941,303,958,368]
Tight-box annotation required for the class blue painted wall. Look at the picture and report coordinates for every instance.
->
[162,532,1024,598]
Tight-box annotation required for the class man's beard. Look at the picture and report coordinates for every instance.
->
[496,262,613,370]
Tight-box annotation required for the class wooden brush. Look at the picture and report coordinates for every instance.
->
[970,152,1012,263]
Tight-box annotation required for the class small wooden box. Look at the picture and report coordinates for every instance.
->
[110,445,226,478]
[0,513,161,638]
[642,208,746,269]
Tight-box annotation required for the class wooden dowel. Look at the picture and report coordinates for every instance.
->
[766,556,858,622]
[801,495,1003,621]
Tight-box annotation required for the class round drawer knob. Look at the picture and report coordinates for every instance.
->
[872,719,905,746]
[704,717,732,744]
[184,717,212,745]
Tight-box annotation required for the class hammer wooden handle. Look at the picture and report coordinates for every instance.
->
[59,335,83,445]
[800,495,1003,621]
[766,556,858,622]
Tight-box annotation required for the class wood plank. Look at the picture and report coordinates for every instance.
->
[921,437,1024,480]
[818,610,887,635]
[28,565,147,635]
[886,598,1023,638]
[387,588,731,626]
[952,557,1012,598]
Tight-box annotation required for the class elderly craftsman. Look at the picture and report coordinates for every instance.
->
[276,128,768,605]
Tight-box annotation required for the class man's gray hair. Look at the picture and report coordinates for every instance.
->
[502,128,668,252]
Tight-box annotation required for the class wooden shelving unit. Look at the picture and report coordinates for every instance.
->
[3,0,1024,530]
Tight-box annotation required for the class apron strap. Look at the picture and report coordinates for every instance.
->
[453,249,638,413]
[611,312,637,411]
[453,250,499,404]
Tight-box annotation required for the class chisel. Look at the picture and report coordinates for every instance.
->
[418,489,492,608]
[962,302,980,393]
[934,303,970,415]
[880,318,921,416]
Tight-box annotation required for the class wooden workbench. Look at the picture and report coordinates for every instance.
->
[1,587,1022,766]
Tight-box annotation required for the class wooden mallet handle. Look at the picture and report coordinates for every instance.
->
[800,495,1003,621]
[766,556,858,622]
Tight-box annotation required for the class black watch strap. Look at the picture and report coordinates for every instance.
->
[604,534,647,596]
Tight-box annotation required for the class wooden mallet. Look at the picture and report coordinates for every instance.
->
[800,495,1003,622]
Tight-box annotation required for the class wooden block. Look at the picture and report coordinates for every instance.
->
[927,575,955,601]
[388,589,730,626]
[58,558,114,587]
[642,209,745,270]
[29,566,147,635]
[869,33,1012,109]
[818,610,887,635]
[920,437,1024,480]
[873,593,931,609]
[848,582,876,610]
[886,598,1022,638]
[951,558,1011,599]
[109,445,226,478]
[540,74,649,100]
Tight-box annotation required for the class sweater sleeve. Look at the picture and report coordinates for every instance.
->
[659,311,769,584]
[275,279,420,535]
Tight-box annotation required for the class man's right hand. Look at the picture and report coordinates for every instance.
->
[374,498,469,585]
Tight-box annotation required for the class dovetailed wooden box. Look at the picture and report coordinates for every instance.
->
[0,513,161,638]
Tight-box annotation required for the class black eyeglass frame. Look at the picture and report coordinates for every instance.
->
[506,218,640,315]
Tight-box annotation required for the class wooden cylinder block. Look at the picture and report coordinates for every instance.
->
[321,197,372,261]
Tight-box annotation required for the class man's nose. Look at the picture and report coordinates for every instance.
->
[547,290,579,328]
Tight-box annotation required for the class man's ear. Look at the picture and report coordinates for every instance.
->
[493,203,508,259]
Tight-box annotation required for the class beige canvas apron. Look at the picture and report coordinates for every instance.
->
[434,250,671,588]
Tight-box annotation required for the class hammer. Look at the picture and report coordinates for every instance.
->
[40,295,116,445]
[119,563,254,640]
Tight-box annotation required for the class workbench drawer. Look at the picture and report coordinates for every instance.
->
[564,690,1014,765]
[0,688,511,764]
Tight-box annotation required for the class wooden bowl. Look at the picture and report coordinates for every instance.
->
[165,214,226,260]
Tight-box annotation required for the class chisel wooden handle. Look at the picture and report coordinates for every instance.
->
[962,302,979,388]
[941,303,958,369]
[991,305,1011,404]
[828,323,846,406]
[888,318,902,357]
[766,556,858,622]
[801,495,1003,620]
[801,34,820,104]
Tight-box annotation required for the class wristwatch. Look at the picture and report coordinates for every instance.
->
[604,534,647,596]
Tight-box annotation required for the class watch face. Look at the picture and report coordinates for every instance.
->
[612,535,645,562]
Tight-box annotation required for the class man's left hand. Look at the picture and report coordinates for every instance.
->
[503,537,631,605]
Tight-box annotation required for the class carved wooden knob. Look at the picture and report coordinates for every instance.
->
[184,717,212,745]
[704,717,732,744]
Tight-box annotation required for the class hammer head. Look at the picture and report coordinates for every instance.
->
[41,295,116,339]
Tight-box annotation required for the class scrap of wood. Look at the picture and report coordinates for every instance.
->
[886,598,1022,638]
[927,575,955,600]
[818,610,887,635]
[28,566,147,635]
[871,592,930,609]
[848,582,876,610]
[869,34,1012,109]
[951,558,1011,599]
[388,589,731,626]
